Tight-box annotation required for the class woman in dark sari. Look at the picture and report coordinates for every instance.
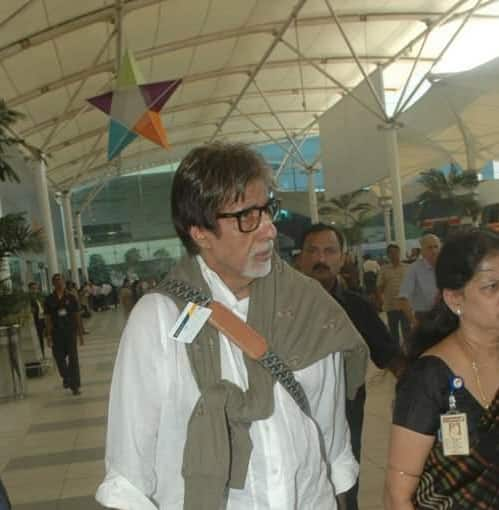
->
[384,230,499,510]
[0,479,11,510]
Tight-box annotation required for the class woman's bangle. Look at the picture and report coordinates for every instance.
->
[388,465,421,478]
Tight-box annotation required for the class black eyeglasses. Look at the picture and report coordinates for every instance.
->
[216,197,281,233]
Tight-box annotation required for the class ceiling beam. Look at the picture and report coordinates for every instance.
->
[3,3,499,63]
[20,85,350,137]
[58,130,294,189]
[9,53,428,109]
[0,0,160,62]
[52,127,294,184]
[45,110,322,154]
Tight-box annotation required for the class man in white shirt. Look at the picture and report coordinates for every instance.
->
[96,142,366,510]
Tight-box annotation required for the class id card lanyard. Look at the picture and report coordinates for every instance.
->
[440,376,470,456]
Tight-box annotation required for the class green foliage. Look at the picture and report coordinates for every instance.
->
[319,189,376,246]
[417,166,481,220]
[0,214,38,324]
[0,286,30,326]
[0,99,25,183]
[124,247,142,267]
[0,213,43,260]
[153,248,170,259]
[88,253,111,284]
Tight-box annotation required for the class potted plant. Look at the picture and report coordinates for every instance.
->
[0,99,42,397]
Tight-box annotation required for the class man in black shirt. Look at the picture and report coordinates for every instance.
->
[297,223,405,510]
[44,273,84,395]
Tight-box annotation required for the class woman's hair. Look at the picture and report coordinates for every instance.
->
[406,229,499,361]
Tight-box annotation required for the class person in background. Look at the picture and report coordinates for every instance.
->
[385,230,499,510]
[79,281,92,319]
[341,251,361,292]
[130,279,142,304]
[405,247,421,264]
[28,281,46,359]
[44,274,84,396]
[297,223,405,510]
[378,244,410,346]
[398,233,441,330]
[118,278,134,319]
[65,280,79,301]
[362,253,381,279]
[101,281,112,310]
[363,254,382,311]
[88,280,98,311]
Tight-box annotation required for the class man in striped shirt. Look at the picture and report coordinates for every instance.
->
[377,244,409,345]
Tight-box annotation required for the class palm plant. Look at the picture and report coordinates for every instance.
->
[0,214,42,325]
[0,213,43,262]
[0,100,43,325]
[318,189,375,246]
[0,99,24,183]
[417,165,481,220]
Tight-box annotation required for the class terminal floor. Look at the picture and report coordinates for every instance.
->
[0,308,395,510]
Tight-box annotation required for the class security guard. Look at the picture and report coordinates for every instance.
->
[44,273,84,395]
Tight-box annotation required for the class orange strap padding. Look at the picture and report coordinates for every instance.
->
[208,301,268,360]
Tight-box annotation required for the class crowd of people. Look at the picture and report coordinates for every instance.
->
[3,142,496,510]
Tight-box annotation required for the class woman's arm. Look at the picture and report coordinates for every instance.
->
[384,425,435,510]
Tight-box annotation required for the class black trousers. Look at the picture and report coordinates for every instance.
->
[386,310,410,346]
[34,318,45,358]
[52,331,80,390]
[345,384,367,510]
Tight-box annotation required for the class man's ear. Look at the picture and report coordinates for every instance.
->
[442,288,462,314]
[339,251,346,269]
[189,225,211,251]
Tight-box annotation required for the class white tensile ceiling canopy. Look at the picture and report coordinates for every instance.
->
[1,0,498,193]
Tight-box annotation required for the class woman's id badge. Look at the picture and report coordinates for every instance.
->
[440,413,470,455]
[440,376,470,456]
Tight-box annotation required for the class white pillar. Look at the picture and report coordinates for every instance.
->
[385,125,406,258]
[62,191,80,287]
[378,182,392,244]
[383,206,392,244]
[33,158,59,278]
[75,213,89,282]
[307,169,319,224]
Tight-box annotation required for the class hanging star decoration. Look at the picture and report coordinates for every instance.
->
[87,50,182,160]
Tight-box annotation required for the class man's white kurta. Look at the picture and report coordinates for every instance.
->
[96,258,358,509]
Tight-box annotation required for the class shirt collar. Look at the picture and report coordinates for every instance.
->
[196,255,249,313]
[421,257,433,270]
[330,277,345,302]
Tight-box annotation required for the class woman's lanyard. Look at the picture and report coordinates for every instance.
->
[440,376,470,456]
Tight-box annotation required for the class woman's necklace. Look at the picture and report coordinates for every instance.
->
[459,335,491,409]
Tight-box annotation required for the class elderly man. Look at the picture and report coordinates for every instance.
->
[398,233,441,327]
[96,143,367,510]
[297,223,404,510]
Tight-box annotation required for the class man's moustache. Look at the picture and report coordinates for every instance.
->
[312,263,330,272]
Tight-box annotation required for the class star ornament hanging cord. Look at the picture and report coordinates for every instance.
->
[87,50,182,160]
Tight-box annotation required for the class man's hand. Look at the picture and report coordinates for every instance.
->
[336,492,347,510]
